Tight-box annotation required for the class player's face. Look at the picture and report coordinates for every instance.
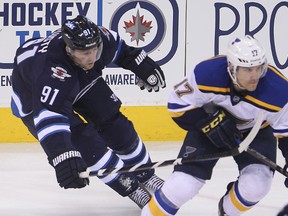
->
[236,65,264,91]
[71,47,98,70]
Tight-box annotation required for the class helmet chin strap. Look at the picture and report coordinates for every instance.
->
[227,67,246,91]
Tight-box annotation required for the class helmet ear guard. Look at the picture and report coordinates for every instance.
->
[226,35,268,85]
[61,15,102,51]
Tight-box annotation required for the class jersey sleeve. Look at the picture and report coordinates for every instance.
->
[168,70,211,113]
[268,103,288,138]
[264,68,288,138]
[109,29,144,69]
[97,27,121,66]
[32,59,78,156]
[11,31,79,157]
[167,70,211,130]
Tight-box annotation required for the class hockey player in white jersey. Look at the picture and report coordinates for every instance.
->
[141,35,288,215]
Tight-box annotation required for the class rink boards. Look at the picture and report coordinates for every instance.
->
[0,1,287,142]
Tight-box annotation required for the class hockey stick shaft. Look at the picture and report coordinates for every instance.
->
[246,147,288,177]
[80,111,263,178]
[84,150,236,177]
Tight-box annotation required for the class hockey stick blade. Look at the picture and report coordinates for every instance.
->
[80,111,264,178]
[246,147,288,177]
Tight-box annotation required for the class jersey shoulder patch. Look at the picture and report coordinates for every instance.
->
[194,55,230,94]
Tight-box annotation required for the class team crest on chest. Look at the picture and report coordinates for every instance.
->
[51,66,71,81]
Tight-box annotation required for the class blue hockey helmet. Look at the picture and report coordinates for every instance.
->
[62,15,102,50]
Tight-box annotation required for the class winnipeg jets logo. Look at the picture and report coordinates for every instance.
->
[110,1,174,63]
[51,66,71,81]
[65,21,76,30]
[124,6,152,46]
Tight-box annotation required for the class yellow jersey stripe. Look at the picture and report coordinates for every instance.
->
[197,85,230,93]
[245,95,281,111]
[269,66,288,81]
[169,111,185,118]
[168,107,200,118]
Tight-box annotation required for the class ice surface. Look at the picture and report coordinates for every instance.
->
[0,142,287,216]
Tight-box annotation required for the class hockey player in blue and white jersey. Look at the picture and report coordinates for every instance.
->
[141,35,288,215]
[11,15,165,209]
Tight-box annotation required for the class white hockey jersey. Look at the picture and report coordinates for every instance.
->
[168,55,288,138]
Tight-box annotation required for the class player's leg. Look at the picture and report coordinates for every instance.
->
[142,129,219,215]
[70,117,151,208]
[97,111,164,192]
[219,126,276,216]
[74,77,164,193]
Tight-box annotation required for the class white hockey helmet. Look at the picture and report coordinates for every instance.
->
[226,35,268,85]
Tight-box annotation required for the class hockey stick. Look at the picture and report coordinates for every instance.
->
[246,147,288,177]
[79,111,263,178]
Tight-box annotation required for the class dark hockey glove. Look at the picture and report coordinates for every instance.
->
[119,50,166,92]
[134,62,166,92]
[48,149,89,189]
[196,108,242,149]
[136,75,165,92]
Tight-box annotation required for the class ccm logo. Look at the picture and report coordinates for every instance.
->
[201,110,226,133]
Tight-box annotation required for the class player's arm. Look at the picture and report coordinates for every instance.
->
[33,67,89,189]
[113,39,166,92]
[168,77,241,149]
